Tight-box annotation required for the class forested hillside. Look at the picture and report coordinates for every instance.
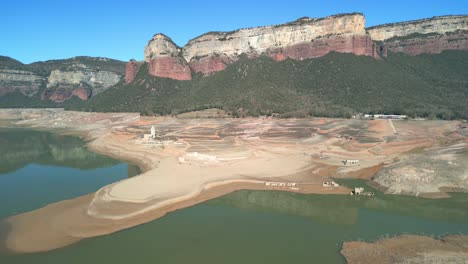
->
[63,51,468,119]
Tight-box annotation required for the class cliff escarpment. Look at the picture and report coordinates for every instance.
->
[144,34,192,80]
[368,15,468,55]
[0,56,125,102]
[130,13,467,82]
[182,13,376,75]
[139,13,379,79]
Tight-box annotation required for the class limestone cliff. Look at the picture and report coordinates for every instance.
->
[0,56,125,102]
[43,69,121,102]
[183,13,378,76]
[138,13,379,78]
[144,34,192,80]
[378,30,468,55]
[367,15,468,55]
[0,69,46,96]
[133,13,468,81]
[367,15,467,41]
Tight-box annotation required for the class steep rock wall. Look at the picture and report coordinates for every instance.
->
[42,69,121,102]
[267,35,379,61]
[144,34,192,80]
[0,69,46,96]
[0,56,125,102]
[125,60,143,83]
[367,16,468,56]
[183,13,367,61]
[138,13,381,78]
[182,13,374,75]
[367,15,467,41]
[381,30,468,55]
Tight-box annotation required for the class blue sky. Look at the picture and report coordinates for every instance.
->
[2,0,467,63]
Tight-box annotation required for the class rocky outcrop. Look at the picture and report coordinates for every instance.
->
[138,13,378,78]
[135,13,468,80]
[266,34,379,61]
[144,34,192,80]
[367,15,467,41]
[189,55,230,76]
[184,14,367,61]
[42,69,121,101]
[183,13,375,75]
[0,69,46,96]
[380,30,468,55]
[125,60,143,83]
[368,16,468,55]
[0,56,125,102]
[372,143,468,197]
[73,87,92,100]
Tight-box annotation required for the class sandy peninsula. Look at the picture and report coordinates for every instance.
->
[0,109,466,254]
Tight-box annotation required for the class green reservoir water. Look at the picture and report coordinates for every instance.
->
[0,128,467,263]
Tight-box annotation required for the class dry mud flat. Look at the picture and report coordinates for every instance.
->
[341,235,468,264]
[0,109,467,254]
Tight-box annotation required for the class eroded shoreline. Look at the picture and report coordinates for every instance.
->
[341,235,468,264]
[0,109,467,255]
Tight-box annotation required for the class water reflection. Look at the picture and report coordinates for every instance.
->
[0,128,135,218]
[0,128,120,174]
[127,164,141,178]
[208,180,468,225]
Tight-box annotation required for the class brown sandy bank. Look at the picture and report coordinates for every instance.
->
[5,180,349,254]
[1,110,467,255]
[341,235,468,264]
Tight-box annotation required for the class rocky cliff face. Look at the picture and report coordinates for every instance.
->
[144,34,192,80]
[367,16,468,55]
[136,13,466,81]
[132,13,468,82]
[184,13,376,76]
[125,60,143,83]
[42,69,121,102]
[0,69,46,96]
[136,13,377,79]
[379,30,468,55]
[367,15,467,41]
[0,56,125,102]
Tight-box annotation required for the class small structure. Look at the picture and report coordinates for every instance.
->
[363,114,407,120]
[265,182,297,188]
[178,152,219,164]
[322,181,340,187]
[150,125,156,139]
[350,187,374,197]
[343,159,359,166]
[354,187,364,195]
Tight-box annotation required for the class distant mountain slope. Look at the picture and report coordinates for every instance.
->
[0,56,125,102]
[1,13,467,119]
[65,51,468,119]
[139,14,466,79]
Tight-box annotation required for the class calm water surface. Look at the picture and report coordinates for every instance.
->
[0,128,467,264]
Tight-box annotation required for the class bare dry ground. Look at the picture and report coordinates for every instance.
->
[0,109,466,255]
[341,235,468,264]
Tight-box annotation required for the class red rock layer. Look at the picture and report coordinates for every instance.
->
[189,55,231,76]
[73,87,92,100]
[42,85,91,102]
[42,88,73,102]
[382,32,468,55]
[125,61,143,83]
[187,35,381,76]
[267,35,380,61]
[147,57,192,80]
[0,86,14,96]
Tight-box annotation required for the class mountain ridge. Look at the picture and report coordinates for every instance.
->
[0,12,467,119]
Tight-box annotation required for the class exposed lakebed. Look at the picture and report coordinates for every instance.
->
[0,128,467,263]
